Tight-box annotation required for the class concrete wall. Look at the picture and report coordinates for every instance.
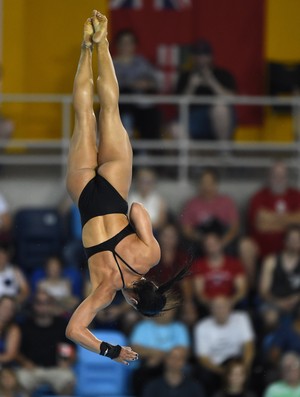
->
[0,166,261,217]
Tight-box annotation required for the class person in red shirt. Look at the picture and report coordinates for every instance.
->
[180,169,239,253]
[247,161,300,257]
[183,232,247,307]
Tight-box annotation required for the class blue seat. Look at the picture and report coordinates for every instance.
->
[75,330,131,396]
[14,208,63,273]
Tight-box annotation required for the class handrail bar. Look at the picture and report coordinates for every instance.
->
[1,93,300,106]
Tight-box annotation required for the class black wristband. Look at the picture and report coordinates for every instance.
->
[99,341,122,359]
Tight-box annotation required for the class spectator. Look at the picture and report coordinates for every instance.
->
[178,299,199,343]
[129,168,168,233]
[268,305,300,364]
[248,161,300,257]
[17,290,75,396]
[257,303,280,357]
[36,256,79,315]
[213,358,257,397]
[0,368,28,397]
[180,169,240,254]
[131,308,190,396]
[113,29,162,139]
[176,39,236,140]
[0,245,29,306]
[238,237,260,305]
[255,304,282,391]
[264,352,300,397]
[194,296,255,394]
[184,232,247,307]
[147,223,188,285]
[0,296,20,367]
[142,347,205,397]
[259,225,300,315]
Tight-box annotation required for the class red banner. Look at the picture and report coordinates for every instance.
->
[111,0,265,124]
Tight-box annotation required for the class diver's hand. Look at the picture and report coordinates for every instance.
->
[113,346,139,366]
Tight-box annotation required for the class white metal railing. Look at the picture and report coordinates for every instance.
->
[1,93,300,183]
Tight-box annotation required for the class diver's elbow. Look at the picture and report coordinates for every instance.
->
[65,323,79,342]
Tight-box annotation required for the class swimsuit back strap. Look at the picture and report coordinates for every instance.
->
[113,250,144,276]
[112,251,126,289]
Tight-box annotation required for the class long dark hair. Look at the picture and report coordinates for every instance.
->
[132,264,191,317]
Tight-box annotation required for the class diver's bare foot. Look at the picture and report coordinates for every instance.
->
[91,10,108,44]
[82,18,94,49]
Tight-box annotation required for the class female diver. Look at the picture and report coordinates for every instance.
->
[65,10,188,365]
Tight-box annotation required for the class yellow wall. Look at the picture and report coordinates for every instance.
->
[2,0,108,139]
[262,0,300,141]
[266,0,300,62]
[237,0,300,142]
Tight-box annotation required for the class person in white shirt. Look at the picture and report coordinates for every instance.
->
[0,245,29,305]
[129,168,168,232]
[194,296,255,394]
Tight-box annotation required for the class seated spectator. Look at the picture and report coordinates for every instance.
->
[248,161,300,257]
[176,39,236,140]
[268,305,300,364]
[264,352,300,397]
[0,367,28,397]
[147,223,187,285]
[113,29,162,139]
[0,296,20,367]
[255,304,282,391]
[194,296,255,394]
[17,291,75,396]
[129,168,168,233]
[131,308,190,396]
[213,358,257,397]
[142,347,205,397]
[184,232,246,308]
[178,299,200,344]
[259,225,300,315]
[257,303,280,357]
[36,256,79,316]
[0,245,29,306]
[180,169,240,254]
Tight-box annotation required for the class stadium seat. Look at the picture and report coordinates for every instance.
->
[14,208,63,273]
[75,330,131,396]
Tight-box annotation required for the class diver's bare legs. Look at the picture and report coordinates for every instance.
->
[66,18,97,203]
[91,10,133,200]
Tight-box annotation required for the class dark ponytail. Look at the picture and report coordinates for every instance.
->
[157,265,191,294]
[133,262,192,317]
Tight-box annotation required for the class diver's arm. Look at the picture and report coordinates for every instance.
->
[66,284,137,365]
[129,203,161,259]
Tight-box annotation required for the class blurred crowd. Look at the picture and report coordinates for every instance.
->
[1,159,300,397]
[0,24,300,397]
